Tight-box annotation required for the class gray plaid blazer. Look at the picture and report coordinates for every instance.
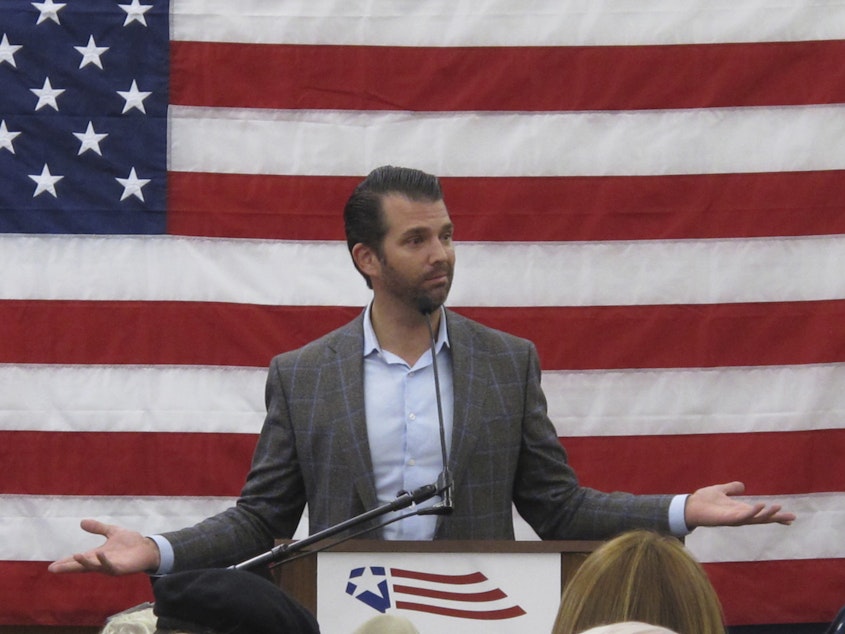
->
[163,309,674,570]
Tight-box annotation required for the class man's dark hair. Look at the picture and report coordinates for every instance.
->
[344,165,443,288]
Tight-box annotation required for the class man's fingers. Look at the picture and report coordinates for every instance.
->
[47,557,86,574]
[95,551,119,576]
[49,520,153,576]
[719,481,747,497]
[754,504,781,521]
[686,482,796,528]
[72,552,104,572]
[79,518,110,537]
[751,505,796,525]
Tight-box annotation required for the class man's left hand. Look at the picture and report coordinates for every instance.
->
[684,481,796,528]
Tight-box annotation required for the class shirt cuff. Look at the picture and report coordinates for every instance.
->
[146,534,174,576]
[668,494,691,536]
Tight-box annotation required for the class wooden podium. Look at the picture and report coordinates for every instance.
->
[271,540,601,631]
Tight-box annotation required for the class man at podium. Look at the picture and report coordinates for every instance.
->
[49,166,794,578]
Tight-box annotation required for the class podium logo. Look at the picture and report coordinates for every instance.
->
[344,566,526,620]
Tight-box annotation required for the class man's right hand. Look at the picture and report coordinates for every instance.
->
[47,519,161,576]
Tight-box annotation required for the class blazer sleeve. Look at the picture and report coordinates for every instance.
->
[159,356,307,571]
[512,341,675,540]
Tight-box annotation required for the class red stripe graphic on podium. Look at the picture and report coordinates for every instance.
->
[390,568,526,620]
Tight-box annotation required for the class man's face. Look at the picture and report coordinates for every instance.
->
[371,193,455,312]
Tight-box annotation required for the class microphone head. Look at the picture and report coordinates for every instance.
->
[416,296,438,315]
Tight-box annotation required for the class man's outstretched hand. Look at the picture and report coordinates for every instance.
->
[48,519,161,576]
[685,481,796,529]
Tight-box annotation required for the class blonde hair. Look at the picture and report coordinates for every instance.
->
[352,613,420,634]
[101,604,157,634]
[101,603,197,634]
[581,623,679,634]
[552,530,725,634]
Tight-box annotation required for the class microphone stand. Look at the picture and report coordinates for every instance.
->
[417,308,453,516]
[231,482,444,571]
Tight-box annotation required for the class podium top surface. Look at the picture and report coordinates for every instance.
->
[277,539,602,554]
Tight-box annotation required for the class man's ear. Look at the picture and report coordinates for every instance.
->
[352,243,380,280]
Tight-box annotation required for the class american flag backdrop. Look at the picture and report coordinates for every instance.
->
[1,0,844,627]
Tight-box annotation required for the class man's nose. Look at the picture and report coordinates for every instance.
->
[428,238,449,263]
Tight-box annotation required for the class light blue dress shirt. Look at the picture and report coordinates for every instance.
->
[362,303,453,540]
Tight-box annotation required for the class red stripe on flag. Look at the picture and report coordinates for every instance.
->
[6,430,840,497]
[4,300,845,370]
[0,561,154,627]
[168,171,845,242]
[705,559,845,626]
[170,40,845,111]
[461,301,845,370]
[390,568,487,584]
[0,301,361,367]
[167,173,356,241]
[0,432,254,496]
[394,600,526,620]
[4,559,839,627]
[563,430,845,496]
[392,584,507,602]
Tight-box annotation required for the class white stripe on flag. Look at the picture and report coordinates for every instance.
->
[0,365,265,434]
[513,493,845,563]
[4,234,845,306]
[169,105,845,177]
[4,493,839,562]
[544,363,845,437]
[172,0,845,46]
[0,495,237,561]
[3,363,842,437]
[686,493,845,562]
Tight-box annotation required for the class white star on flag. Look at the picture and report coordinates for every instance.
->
[31,0,66,25]
[116,167,150,201]
[0,33,21,67]
[0,120,21,154]
[117,79,151,113]
[30,77,65,111]
[28,164,63,198]
[119,0,153,27]
[73,121,108,156]
[74,35,109,69]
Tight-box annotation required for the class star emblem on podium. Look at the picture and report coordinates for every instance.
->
[345,566,391,613]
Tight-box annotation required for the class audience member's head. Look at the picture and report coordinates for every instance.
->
[152,568,319,634]
[101,603,158,634]
[580,623,679,634]
[352,613,420,633]
[552,530,725,634]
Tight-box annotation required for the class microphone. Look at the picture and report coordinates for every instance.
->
[417,301,453,516]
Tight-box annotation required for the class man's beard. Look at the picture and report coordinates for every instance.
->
[380,258,453,314]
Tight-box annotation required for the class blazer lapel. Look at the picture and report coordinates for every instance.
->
[442,310,487,500]
[325,314,379,511]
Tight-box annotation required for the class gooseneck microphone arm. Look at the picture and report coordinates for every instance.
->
[231,482,439,571]
[417,307,453,516]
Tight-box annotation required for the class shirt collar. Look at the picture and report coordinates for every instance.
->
[363,302,450,357]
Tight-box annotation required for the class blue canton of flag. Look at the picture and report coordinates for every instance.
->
[0,0,168,234]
